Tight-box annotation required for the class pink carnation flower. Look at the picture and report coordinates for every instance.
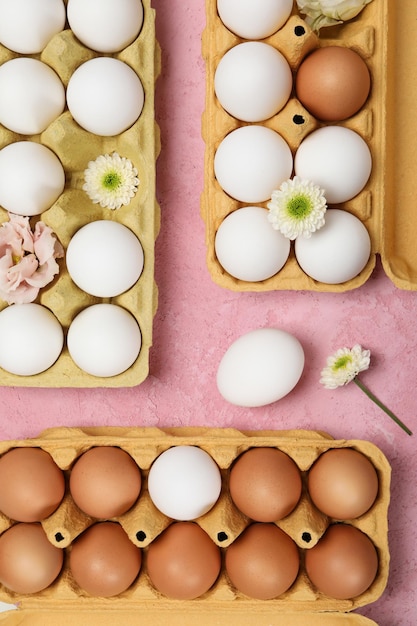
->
[0,213,64,304]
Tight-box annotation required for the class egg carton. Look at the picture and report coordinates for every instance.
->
[201,0,411,292]
[0,0,160,387]
[0,427,390,625]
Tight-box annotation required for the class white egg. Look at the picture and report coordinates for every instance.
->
[215,206,290,281]
[0,142,65,216]
[67,0,144,53]
[148,446,222,521]
[214,126,293,203]
[294,208,371,284]
[217,328,305,407]
[0,0,66,54]
[66,57,144,136]
[294,126,372,204]
[217,0,293,39]
[0,58,65,136]
[0,304,64,376]
[67,304,142,377]
[214,42,292,122]
[66,220,144,298]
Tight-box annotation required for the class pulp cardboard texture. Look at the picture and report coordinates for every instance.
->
[0,0,160,387]
[201,0,412,293]
[0,427,390,625]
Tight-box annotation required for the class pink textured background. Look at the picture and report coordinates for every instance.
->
[0,2,416,623]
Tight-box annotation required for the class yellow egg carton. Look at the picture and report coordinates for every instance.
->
[0,427,390,625]
[201,0,412,292]
[0,0,160,387]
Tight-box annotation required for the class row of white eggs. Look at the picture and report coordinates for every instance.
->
[214,125,372,284]
[214,125,372,206]
[0,0,144,55]
[215,207,371,285]
[0,302,142,378]
[0,55,144,137]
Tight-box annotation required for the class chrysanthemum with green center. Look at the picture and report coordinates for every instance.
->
[267,176,327,240]
[83,152,140,210]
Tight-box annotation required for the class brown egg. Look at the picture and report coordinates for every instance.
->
[69,446,141,519]
[147,522,221,599]
[305,524,378,599]
[0,447,65,522]
[0,523,63,593]
[308,448,379,520]
[229,447,302,522]
[225,523,300,600]
[295,46,371,121]
[69,522,141,597]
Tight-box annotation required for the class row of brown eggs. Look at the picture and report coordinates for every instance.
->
[0,443,382,600]
[0,517,380,602]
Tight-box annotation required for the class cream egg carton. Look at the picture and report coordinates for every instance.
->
[0,427,390,626]
[201,0,412,292]
[0,0,160,387]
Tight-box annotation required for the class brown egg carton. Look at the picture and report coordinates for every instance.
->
[201,0,411,292]
[0,0,160,387]
[0,427,390,625]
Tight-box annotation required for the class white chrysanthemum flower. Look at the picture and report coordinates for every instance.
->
[267,176,327,240]
[296,0,373,31]
[83,152,140,210]
[320,344,370,389]
[320,343,412,435]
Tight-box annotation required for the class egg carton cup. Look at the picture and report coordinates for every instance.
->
[201,0,411,292]
[0,427,390,625]
[0,0,160,387]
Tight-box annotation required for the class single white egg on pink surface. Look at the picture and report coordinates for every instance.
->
[66,57,144,136]
[0,0,66,54]
[67,304,142,377]
[217,0,293,39]
[214,42,292,122]
[294,208,371,284]
[66,220,144,298]
[148,446,222,521]
[0,304,64,376]
[214,126,293,203]
[294,126,372,204]
[0,142,65,216]
[217,328,305,407]
[0,58,65,135]
[215,206,290,281]
[67,0,144,53]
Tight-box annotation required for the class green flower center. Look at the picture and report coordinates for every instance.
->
[286,194,312,220]
[102,170,122,191]
[333,355,352,370]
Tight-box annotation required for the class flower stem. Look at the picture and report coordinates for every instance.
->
[354,377,412,436]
